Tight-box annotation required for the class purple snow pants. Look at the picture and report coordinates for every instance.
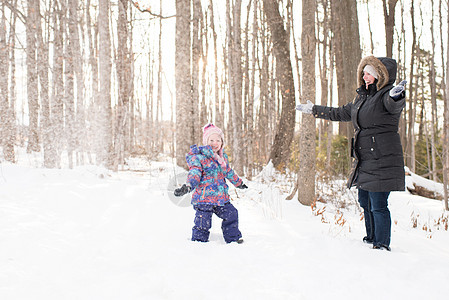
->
[192,202,242,243]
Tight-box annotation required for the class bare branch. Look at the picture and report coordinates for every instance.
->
[1,0,26,24]
[128,0,175,19]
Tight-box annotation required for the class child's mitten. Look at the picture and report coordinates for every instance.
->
[174,184,191,196]
[237,183,248,189]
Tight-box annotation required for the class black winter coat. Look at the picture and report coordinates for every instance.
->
[313,56,405,192]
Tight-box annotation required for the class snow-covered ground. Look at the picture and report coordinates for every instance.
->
[1,152,448,300]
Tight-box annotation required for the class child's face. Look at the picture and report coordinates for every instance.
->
[207,133,223,154]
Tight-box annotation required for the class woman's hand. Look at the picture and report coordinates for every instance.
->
[389,80,407,100]
[295,100,314,114]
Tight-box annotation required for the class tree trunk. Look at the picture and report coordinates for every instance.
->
[36,0,56,168]
[98,0,113,167]
[209,0,219,126]
[191,0,201,144]
[326,47,335,172]
[263,0,296,171]
[68,0,85,166]
[316,0,330,145]
[366,0,374,53]
[26,0,40,153]
[175,0,193,169]
[86,0,99,164]
[128,10,135,157]
[331,0,361,140]
[244,0,256,179]
[443,1,449,211]
[258,21,269,165]
[382,0,398,58]
[200,7,208,129]
[439,0,446,98]
[156,0,164,154]
[52,0,65,168]
[407,1,417,172]
[429,0,437,182]
[297,0,316,206]
[114,0,132,171]
[65,0,76,168]
[398,2,407,163]
[0,3,15,162]
[146,56,154,155]
[289,0,302,107]
[226,0,244,175]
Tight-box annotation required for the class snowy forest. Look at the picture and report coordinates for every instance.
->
[0,0,448,209]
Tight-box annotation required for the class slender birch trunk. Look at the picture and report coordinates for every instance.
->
[0,3,15,162]
[98,0,113,167]
[26,0,40,153]
[443,0,449,210]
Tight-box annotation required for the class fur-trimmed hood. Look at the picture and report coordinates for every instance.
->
[357,56,397,90]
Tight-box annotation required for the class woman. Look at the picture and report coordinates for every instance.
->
[296,56,407,251]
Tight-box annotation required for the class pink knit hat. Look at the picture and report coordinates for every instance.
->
[202,123,226,168]
[202,123,224,147]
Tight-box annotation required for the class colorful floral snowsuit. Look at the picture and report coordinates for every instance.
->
[186,145,243,242]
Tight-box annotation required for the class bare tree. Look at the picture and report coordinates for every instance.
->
[68,0,85,166]
[382,0,398,58]
[316,0,330,145]
[65,0,77,168]
[428,0,438,182]
[297,0,316,206]
[98,0,113,167]
[326,44,335,172]
[114,0,132,170]
[331,0,361,139]
[226,0,244,175]
[86,0,99,164]
[127,6,135,156]
[35,0,57,168]
[257,7,270,166]
[406,0,417,172]
[243,0,256,178]
[0,2,15,162]
[263,0,296,171]
[156,0,164,154]
[146,49,154,155]
[365,0,374,53]
[444,0,449,211]
[26,0,40,153]
[256,3,270,165]
[51,0,65,167]
[398,1,407,160]
[175,0,193,169]
[439,0,446,97]
[200,5,209,129]
[191,0,201,145]
[209,0,220,127]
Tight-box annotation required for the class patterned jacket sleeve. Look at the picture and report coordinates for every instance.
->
[186,154,203,189]
[223,153,243,187]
